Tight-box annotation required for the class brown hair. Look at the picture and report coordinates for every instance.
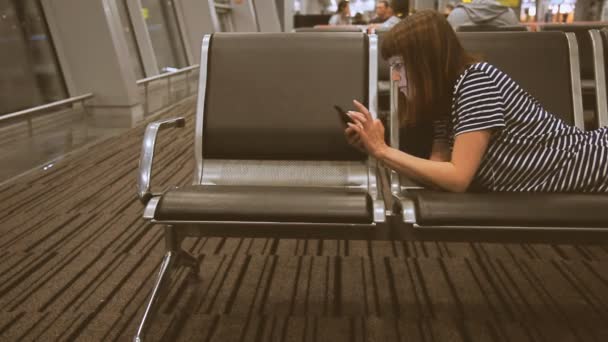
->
[381,10,479,127]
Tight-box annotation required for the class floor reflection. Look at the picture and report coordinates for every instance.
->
[0,108,129,183]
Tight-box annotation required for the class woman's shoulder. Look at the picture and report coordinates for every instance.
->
[452,62,515,102]
[464,62,506,79]
[456,62,512,92]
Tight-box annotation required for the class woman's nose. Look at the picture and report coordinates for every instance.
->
[391,69,401,82]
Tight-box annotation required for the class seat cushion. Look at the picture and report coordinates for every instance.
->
[409,190,608,228]
[155,186,372,224]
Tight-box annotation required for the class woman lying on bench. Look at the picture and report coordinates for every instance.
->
[345,10,608,193]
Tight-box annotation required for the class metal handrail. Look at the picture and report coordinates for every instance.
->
[136,65,199,86]
[137,65,200,116]
[0,93,94,123]
[0,93,93,149]
[214,4,232,10]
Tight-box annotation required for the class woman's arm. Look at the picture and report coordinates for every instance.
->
[429,139,451,162]
[375,131,491,192]
[346,100,491,192]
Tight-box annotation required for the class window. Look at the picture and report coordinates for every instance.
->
[214,0,233,32]
[0,0,67,115]
[140,0,188,72]
[115,0,145,79]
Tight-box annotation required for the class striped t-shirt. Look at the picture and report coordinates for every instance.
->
[434,62,608,192]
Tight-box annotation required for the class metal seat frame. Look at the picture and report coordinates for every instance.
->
[589,29,608,127]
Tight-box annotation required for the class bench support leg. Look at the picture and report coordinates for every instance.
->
[133,226,200,342]
[166,226,200,277]
[133,251,174,342]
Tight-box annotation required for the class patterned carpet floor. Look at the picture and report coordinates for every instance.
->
[1,98,607,341]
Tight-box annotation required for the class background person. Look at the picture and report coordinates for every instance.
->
[345,10,608,193]
[369,0,401,30]
[369,1,391,23]
[329,1,352,26]
[443,2,456,17]
[447,0,519,29]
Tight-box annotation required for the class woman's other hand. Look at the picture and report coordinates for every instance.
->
[346,100,389,158]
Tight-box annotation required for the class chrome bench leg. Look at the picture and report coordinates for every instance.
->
[133,251,174,342]
[167,226,200,278]
[176,249,200,280]
[134,227,200,341]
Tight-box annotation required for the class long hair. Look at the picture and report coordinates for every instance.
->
[381,10,478,127]
[337,1,349,14]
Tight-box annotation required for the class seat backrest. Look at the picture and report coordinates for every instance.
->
[376,30,390,81]
[456,24,528,32]
[601,28,608,79]
[538,24,608,80]
[594,28,608,127]
[458,31,582,126]
[293,14,332,29]
[194,33,372,186]
[294,26,365,32]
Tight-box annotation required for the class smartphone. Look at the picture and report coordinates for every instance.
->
[334,105,352,126]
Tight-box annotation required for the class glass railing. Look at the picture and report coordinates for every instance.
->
[0,63,201,183]
[137,64,199,116]
[0,94,94,183]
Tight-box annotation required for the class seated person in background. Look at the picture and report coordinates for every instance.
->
[329,1,351,26]
[352,12,368,25]
[369,1,402,31]
[344,10,608,193]
[443,2,455,17]
[369,0,391,23]
[447,0,519,29]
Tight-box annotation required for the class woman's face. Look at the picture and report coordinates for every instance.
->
[343,4,351,16]
[389,56,408,97]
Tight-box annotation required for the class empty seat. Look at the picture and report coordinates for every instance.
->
[539,24,608,129]
[155,186,372,223]
[539,24,608,83]
[134,32,385,341]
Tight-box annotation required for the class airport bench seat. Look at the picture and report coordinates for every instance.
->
[152,185,372,224]
[404,190,608,229]
[134,32,383,342]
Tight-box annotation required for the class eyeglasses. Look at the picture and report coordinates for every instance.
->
[388,56,404,71]
[390,62,404,71]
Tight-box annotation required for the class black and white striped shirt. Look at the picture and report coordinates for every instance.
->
[434,62,608,192]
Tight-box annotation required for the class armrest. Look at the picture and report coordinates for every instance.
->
[367,158,386,223]
[137,117,186,204]
[391,191,418,224]
[388,78,402,197]
[386,77,425,196]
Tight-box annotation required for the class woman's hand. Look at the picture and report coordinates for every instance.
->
[344,126,365,153]
[346,100,389,158]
